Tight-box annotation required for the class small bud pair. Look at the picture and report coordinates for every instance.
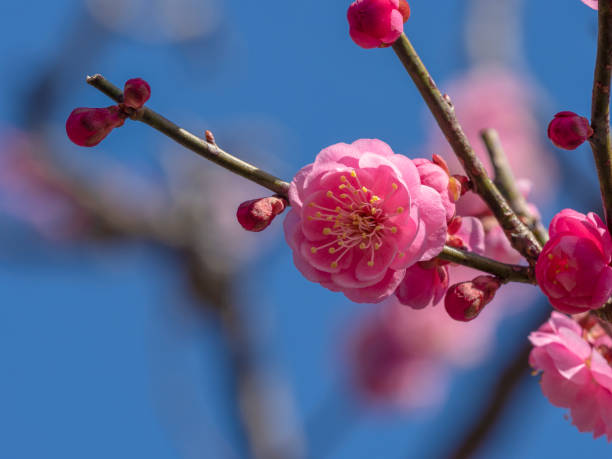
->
[236,196,287,232]
[444,275,502,322]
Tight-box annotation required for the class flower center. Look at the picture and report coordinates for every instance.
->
[307,170,404,269]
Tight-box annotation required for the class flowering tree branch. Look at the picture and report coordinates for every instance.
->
[589,1,612,234]
[480,128,549,246]
[86,74,537,286]
[86,74,291,197]
[437,246,534,284]
[391,34,542,263]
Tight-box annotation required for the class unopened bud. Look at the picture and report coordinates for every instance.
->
[451,174,471,196]
[66,106,125,147]
[547,111,593,150]
[399,0,411,23]
[237,196,287,232]
[444,275,502,321]
[123,78,151,109]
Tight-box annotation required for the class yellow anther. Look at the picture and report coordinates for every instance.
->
[390,226,397,234]
[398,252,405,258]
[374,243,381,250]
[337,240,344,246]
[340,193,349,199]
[335,206,341,212]
[331,261,338,269]
[359,242,367,249]
[391,183,398,190]
[329,247,336,254]
[310,247,317,254]
[548,253,554,260]
[367,261,374,267]
[326,190,333,198]
[307,216,314,221]
[340,176,347,182]
[362,233,368,239]
[375,225,383,231]
[316,211,322,217]
[350,170,357,178]
[309,202,315,207]
[370,195,380,203]
[396,206,404,214]
[371,208,377,215]
[327,216,334,221]
[339,184,347,189]
[361,186,368,193]
[323,228,332,235]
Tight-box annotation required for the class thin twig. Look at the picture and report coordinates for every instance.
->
[589,1,612,234]
[391,34,542,262]
[480,129,549,246]
[86,74,290,197]
[437,246,534,284]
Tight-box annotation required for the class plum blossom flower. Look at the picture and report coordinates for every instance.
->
[347,0,405,49]
[284,139,447,303]
[529,312,612,440]
[581,0,598,10]
[536,209,612,314]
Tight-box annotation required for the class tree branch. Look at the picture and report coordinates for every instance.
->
[589,1,612,234]
[86,74,290,198]
[480,129,549,246]
[437,246,535,284]
[391,34,542,263]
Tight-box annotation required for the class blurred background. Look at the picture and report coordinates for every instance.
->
[0,0,609,457]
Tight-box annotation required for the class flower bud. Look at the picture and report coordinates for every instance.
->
[398,0,410,22]
[547,111,593,150]
[237,196,287,232]
[347,0,404,49]
[65,106,125,147]
[123,78,151,109]
[444,275,501,321]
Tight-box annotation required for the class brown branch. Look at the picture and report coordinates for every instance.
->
[86,74,290,198]
[480,129,549,246]
[391,34,542,263]
[589,0,612,234]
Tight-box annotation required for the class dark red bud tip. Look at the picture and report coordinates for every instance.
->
[444,275,501,322]
[236,196,287,232]
[547,111,593,150]
[123,78,151,109]
[399,0,410,23]
[66,106,125,147]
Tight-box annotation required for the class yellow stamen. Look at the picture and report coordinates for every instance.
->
[326,191,333,198]
[323,228,332,235]
[331,261,338,268]
[396,206,404,213]
[367,261,374,267]
[390,226,397,234]
[310,247,317,254]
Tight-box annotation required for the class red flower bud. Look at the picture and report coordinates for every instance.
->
[236,196,287,232]
[398,0,411,23]
[347,0,404,49]
[65,106,125,147]
[547,111,593,150]
[444,275,501,322]
[123,78,151,109]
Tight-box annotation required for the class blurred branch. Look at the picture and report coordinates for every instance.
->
[446,304,550,459]
[86,74,290,197]
[391,33,542,264]
[589,0,612,234]
[480,129,548,246]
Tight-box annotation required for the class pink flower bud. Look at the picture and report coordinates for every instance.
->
[347,0,404,49]
[237,196,287,232]
[444,275,501,321]
[65,106,125,147]
[123,78,151,109]
[536,209,612,314]
[547,111,593,150]
[395,262,449,309]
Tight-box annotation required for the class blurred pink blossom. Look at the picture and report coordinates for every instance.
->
[529,312,612,440]
[581,0,599,10]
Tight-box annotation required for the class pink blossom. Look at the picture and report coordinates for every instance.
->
[547,111,593,150]
[283,139,447,303]
[123,78,151,109]
[236,196,287,232]
[536,209,612,314]
[413,156,458,223]
[529,312,612,440]
[347,0,404,49]
[66,106,125,147]
[581,0,599,10]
